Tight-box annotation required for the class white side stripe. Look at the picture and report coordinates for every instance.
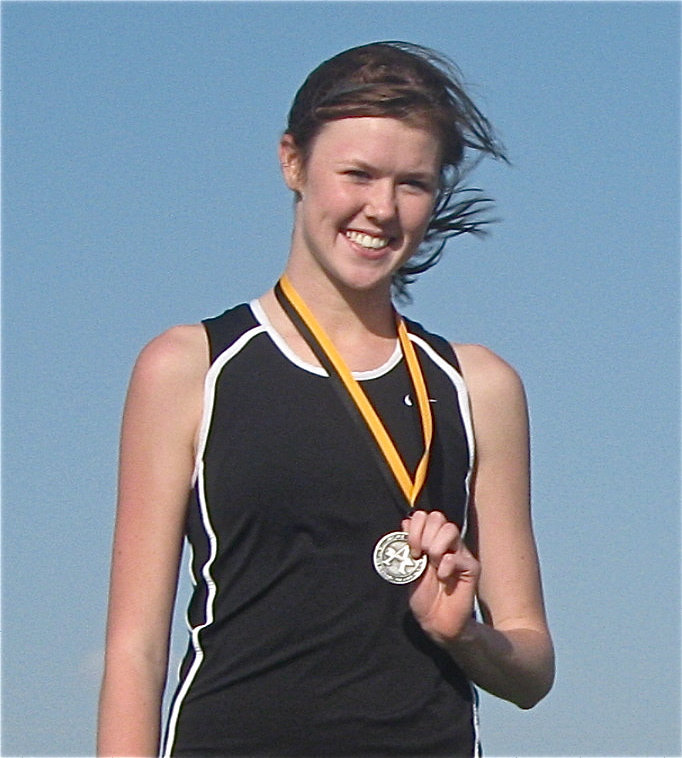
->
[409,333,481,754]
[408,334,476,536]
[162,324,267,758]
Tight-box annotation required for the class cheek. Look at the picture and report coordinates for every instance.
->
[404,197,436,235]
[308,180,358,223]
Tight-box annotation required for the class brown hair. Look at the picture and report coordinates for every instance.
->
[285,41,508,298]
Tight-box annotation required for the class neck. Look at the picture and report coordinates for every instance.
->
[279,267,397,341]
[258,271,399,372]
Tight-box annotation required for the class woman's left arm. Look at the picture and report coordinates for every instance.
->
[404,343,554,709]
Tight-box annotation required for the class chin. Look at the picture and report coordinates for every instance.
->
[334,268,394,294]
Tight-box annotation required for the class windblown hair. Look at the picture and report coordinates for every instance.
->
[285,41,508,299]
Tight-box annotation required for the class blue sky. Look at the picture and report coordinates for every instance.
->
[2,2,680,756]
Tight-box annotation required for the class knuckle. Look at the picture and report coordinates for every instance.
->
[427,509,446,523]
[443,522,460,543]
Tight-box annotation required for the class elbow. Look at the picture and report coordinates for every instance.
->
[514,678,553,710]
[515,652,555,710]
[516,682,552,710]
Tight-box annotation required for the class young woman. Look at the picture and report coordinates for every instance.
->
[98,41,554,757]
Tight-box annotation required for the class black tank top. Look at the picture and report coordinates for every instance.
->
[162,302,479,757]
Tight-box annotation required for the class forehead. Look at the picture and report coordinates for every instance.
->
[308,117,442,170]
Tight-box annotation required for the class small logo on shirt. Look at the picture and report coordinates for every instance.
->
[403,394,437,407]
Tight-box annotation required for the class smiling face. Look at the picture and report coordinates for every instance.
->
[280,117,441,297]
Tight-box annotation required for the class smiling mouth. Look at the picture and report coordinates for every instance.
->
[345,230,391,250]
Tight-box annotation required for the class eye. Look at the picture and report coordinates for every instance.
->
[344,169,371,182]
[402,178,434,193]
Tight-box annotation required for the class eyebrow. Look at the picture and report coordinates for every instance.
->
[339,159,438,183]
[403,170,438,183]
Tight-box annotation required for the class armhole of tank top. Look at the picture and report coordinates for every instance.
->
[193,314,237,487]
[192,315,240,487]
[406,328,475,543]
[190,320,213,488]
[424,330,462,373]
[201,317,217,362]
[441,340,462,372]
[191,309,269,487]
[402,318,463,373]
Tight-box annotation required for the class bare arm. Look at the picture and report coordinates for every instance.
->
[97,325,208,757]
[403,344,554,709]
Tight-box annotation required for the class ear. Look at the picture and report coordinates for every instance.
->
[279,134,305,194]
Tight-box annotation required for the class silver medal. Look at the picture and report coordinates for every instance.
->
[373,531,427,584]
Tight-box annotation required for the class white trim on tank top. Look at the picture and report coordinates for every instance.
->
[249,298,402,380]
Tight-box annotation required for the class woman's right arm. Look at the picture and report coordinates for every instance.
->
[97,325,208,758]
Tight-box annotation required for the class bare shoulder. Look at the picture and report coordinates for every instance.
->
[451,343,526,410]
[132,324,209,390]
[121,323,209,457]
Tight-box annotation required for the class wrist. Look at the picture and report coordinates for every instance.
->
[421,614,480,652]
[441,616,480,651]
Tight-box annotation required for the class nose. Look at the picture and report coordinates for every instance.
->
[365,180,397,223]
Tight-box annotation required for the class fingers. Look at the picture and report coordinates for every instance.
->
[402,509,455,556]
[401,510,470,580]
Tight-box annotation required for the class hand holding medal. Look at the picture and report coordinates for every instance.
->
[401,510,481,644]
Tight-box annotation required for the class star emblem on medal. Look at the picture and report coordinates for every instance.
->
[372,531,427,584]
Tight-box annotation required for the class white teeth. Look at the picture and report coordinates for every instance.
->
[345,230,389,250]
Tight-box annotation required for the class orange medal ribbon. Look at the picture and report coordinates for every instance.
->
[277,274,433,510]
